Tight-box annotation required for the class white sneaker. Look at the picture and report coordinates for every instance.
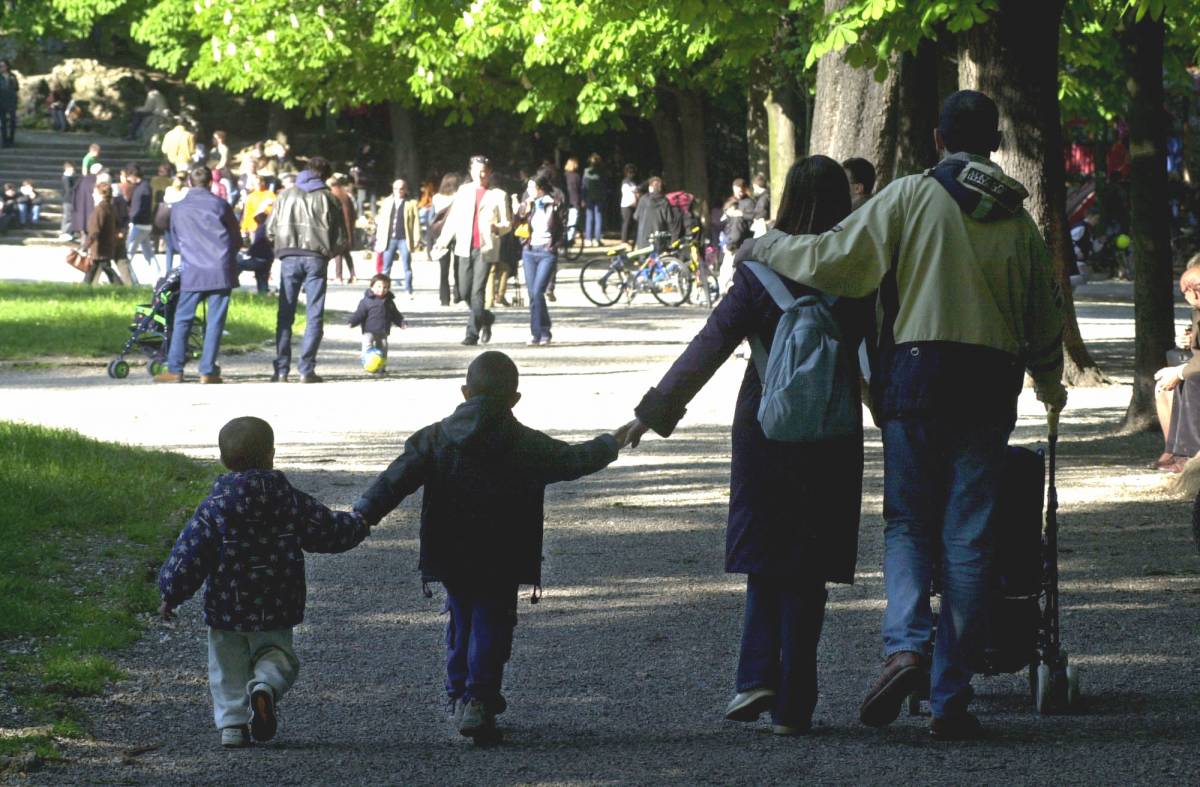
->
[220,725,250,748]
[724,688,776,721]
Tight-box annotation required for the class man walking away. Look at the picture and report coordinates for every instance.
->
[432,155,511,346]
[125,164,161,280]
[161,117,196,173]
[155,166,240,384]
[751,90,1067,740]
[0,61,18,148]
[267,156,347,383]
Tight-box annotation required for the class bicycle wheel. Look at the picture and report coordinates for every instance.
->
[651,256,692,306]
[580,257,626,306]
[564,229,585,261]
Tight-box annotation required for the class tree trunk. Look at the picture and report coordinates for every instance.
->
[676,89,710,222]
[387,101,420,183]
[1121,14,1175,433]
[765,83,800,220]
[892,39,940,179]
[746,62,770,182]
[650,93,685,190]
[959,0,1107,389]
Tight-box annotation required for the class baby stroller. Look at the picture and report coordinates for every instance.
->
[909,413,1081,715]
[106,269,205,379]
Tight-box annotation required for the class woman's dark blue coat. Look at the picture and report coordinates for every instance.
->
[634,264,871,584]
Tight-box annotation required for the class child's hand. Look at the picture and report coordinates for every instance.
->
[400,320,408,329]
[615,418,649,449]
[159,601,175,622]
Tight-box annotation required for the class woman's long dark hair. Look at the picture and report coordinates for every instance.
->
[772,155,851,236]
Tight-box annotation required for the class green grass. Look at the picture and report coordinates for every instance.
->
[0,422,214,761]
[0,282,297,361]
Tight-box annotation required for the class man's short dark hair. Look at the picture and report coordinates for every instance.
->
[938,90,1001,156]
[842,157,876,194]
[189,165,212,188]
[218,416,274,471]
[465,351,519,398]
[752,173,767,188]
[306,156,333,180]
[125,163,142,179]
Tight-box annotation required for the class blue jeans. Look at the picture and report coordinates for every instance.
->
[167,288,230,375]
[881,417,1010,717]
[275,255,328,377]
[443,583,518,710]
[17,203,39,225]
[735,574,827,727]
[237,253,271,294]
[127,223,159,274]
[164,229,178,273]
[523,247,555,341]
[584,203,603,242]
[381,238,412,292]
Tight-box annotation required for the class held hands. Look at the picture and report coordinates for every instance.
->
[1154,364,1186,392]
[613,418,650,450]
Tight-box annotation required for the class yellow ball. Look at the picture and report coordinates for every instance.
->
[363,348,385,373]
[1115,233,1131,250]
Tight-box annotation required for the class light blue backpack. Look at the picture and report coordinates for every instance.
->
[743,261,859,442]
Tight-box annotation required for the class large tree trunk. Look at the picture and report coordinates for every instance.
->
[765,83,800,219]
[650,94,685,190]
[746,62,770,182]
[959,0,1107,389]
[387,101,420,184]
[650,89,710,222]
[1121,14,1175,432]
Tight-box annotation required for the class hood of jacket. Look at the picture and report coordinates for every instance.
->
[438,395,518,454]
[210,468,292,519]
[296,170,328,193]
[928,152,1028,222]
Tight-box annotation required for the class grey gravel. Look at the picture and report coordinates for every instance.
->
[3,276,1198,785]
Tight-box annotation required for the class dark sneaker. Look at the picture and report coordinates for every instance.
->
[724,688,776,722]
[249,684,277,742]
[461,337,478,346]
[270,373,288,383]
[860,651,925,728]
[929,711,984,741]
[480,324,492,344]
[457,699,494,738]
[298,373,324,384]
[220,725,250,748]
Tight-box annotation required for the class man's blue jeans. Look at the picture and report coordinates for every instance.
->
[735,573,827,727]
[381,238,412,293]
[167,288,230,375]
[275,255,327,378]
[881,417,1010,717]
[522,247,556,341]
[127,223,159,276]
[443,583,518,711]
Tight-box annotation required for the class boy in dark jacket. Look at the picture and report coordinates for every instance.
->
[353,351,629,740]
[347,273,407,374]
[158,417,369,748]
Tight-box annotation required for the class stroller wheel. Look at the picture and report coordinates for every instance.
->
[148,360,167,377]
[1035,663,1053,714]
[107,359,130,379]
[1065,663,1081,708]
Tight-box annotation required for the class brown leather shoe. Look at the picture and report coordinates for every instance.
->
[1161,455,1190,474]
[1151,452,1176,469]
[929,711,984,741]
[860,651,925,727]
[199,374,223,384]
[153,371,182,383]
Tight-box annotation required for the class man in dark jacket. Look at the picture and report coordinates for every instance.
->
[633,176,672,249]
[125,164,160,278]
[267,156,347,383]
[353,351,628,740]
[155,166,240,384]
[0,60,17,147]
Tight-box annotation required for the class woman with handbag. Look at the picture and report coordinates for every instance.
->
[82,182,127,285]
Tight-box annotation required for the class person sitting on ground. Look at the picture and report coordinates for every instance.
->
[842,157,876,211]
[158,416,370,749]
[347,273,407,375]
[353,351,630,741]
[632,176,672,250]
[1153,255,1200,473]
[16,180,41,226]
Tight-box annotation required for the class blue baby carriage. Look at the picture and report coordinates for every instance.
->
[106,269,205,379]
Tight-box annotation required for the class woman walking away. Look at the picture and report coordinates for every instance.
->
[582,153,607,247]
[620,164,639,246]
[621,156,872,735]
[563,157,582,244]
[429,173,460,306]
[83,182,129,285]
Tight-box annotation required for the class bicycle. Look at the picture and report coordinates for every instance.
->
[578,232,692,306]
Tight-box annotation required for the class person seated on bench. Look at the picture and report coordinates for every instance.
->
[1154,255,1200,473]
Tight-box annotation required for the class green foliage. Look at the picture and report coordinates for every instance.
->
[0,282,289,361]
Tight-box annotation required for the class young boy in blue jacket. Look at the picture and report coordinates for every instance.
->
[347,273,407,374]
[353,351,629,741]
[158,416,369,748]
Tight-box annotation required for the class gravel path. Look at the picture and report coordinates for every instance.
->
[3,274,1199,785]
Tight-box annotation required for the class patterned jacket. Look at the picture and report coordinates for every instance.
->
[158,469,368,631]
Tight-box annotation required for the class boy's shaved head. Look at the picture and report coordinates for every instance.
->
[219,416,275,471]
[465,351,519,398]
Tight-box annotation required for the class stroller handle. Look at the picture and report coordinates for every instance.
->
[1047,409,1060,440]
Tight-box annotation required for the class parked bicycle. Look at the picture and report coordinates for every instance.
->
[579,232,692,306]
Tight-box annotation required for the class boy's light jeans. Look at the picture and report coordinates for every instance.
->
[207,628,300,729]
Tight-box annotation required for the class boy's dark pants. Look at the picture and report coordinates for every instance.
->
[444,582,519,710]
[735,573,828,727]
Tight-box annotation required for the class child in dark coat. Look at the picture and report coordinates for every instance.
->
[158,417,370,749]
[353,351,630,740]
[347,273,407,374]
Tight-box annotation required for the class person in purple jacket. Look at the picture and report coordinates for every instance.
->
[155,166,241,384]
[159,416,369,747]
